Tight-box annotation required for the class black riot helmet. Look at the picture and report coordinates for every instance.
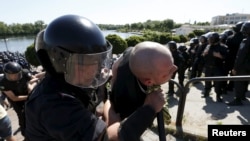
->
[232,21,244,33]
[35,15,113,88]
[3,61,22,81]
[189,38,199,46]
[222,29,234,37]
[167,41,177,51]
[219,33,228,44]
[240,21,250,36]
[178,45,187,52]
[199,35,208,44]
[208,32,220,45]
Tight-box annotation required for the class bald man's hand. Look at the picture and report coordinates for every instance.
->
[143,89,166,113]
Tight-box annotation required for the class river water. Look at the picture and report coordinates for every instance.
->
[0,30,137,53]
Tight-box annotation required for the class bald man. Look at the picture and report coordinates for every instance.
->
[103,41,177,140]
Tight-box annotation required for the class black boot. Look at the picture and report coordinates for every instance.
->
[216,96,223,102]
[228,98,243,106]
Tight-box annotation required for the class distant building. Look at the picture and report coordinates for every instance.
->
[211,13,250,25]
[172,13,250,36]
[174,25,194,35]
[173,24,232,36]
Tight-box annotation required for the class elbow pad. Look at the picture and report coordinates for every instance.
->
[118,105,156,141]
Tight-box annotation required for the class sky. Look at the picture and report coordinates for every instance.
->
[1,0,250,25]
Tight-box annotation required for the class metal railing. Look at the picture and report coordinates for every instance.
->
[171,75,250,127]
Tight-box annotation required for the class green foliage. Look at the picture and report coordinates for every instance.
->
[0,21,46,37]
[187,32,196,39]
[179,35,188,43]
[193,29,206,37]
[24,43,40,67]
[106,34,128,54]
[172,36,181,43]
[158,33,172,44]
[143,31,160,42]
[125,35,145,47]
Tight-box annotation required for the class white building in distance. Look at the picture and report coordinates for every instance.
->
[211,13,250,25]
[173,13,250,35]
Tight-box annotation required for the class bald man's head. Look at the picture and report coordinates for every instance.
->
[129,41,176,85]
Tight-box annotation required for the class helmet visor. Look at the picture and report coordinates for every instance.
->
[65,48,112,88]
[5,72,22,81]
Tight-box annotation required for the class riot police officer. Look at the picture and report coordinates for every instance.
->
[177,45,191,87]
[25,15,114,141]
[167,41,185,92]
[188,38,199,76]
[0,62,33,137]
[190,35,208,79]
[202,32,228,102]
[228,21,250,106]
[225,22,245,91]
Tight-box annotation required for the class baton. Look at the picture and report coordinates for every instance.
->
[157,110,166,141]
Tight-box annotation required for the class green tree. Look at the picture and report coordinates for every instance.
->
[25,43,40,66]
[179,35,188,43]
[162,19,174,32]
[22,23,34,35]
[193,29,206,37]
[106,34,128,54]
[9,23,23,35]
[125,35,145,47]
[187,32,196,39]
[143,31,160,42]
[159,32,172,44]
[0,22,8,37]
[34,20,46,34]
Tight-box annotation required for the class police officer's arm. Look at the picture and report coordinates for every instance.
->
[27,78,39,94]
[103,99,121,126]
[27,71,46,94]
[34,71,46,80]
[3,90,28,101]
[213,45,228,59]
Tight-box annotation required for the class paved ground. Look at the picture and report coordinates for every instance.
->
[163,81,250,138]
[7,107,24,141]
[6,77,250,141]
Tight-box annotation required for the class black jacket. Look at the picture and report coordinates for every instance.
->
[25,75,106,141]
[234,37,250,73]
[111,47,147,120]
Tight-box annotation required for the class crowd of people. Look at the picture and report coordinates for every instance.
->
[165,21,250,106]
[0,14,250,141]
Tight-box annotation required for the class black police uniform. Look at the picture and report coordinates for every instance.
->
[25,74,106,141]
[187,43,199,72]
[168,49,185,93]
[225,32,244,90]
[0,69,32,136]
[190,42,207,79]
[232,37,250,102]
[203,43,228,101]
[111,47,147,120]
